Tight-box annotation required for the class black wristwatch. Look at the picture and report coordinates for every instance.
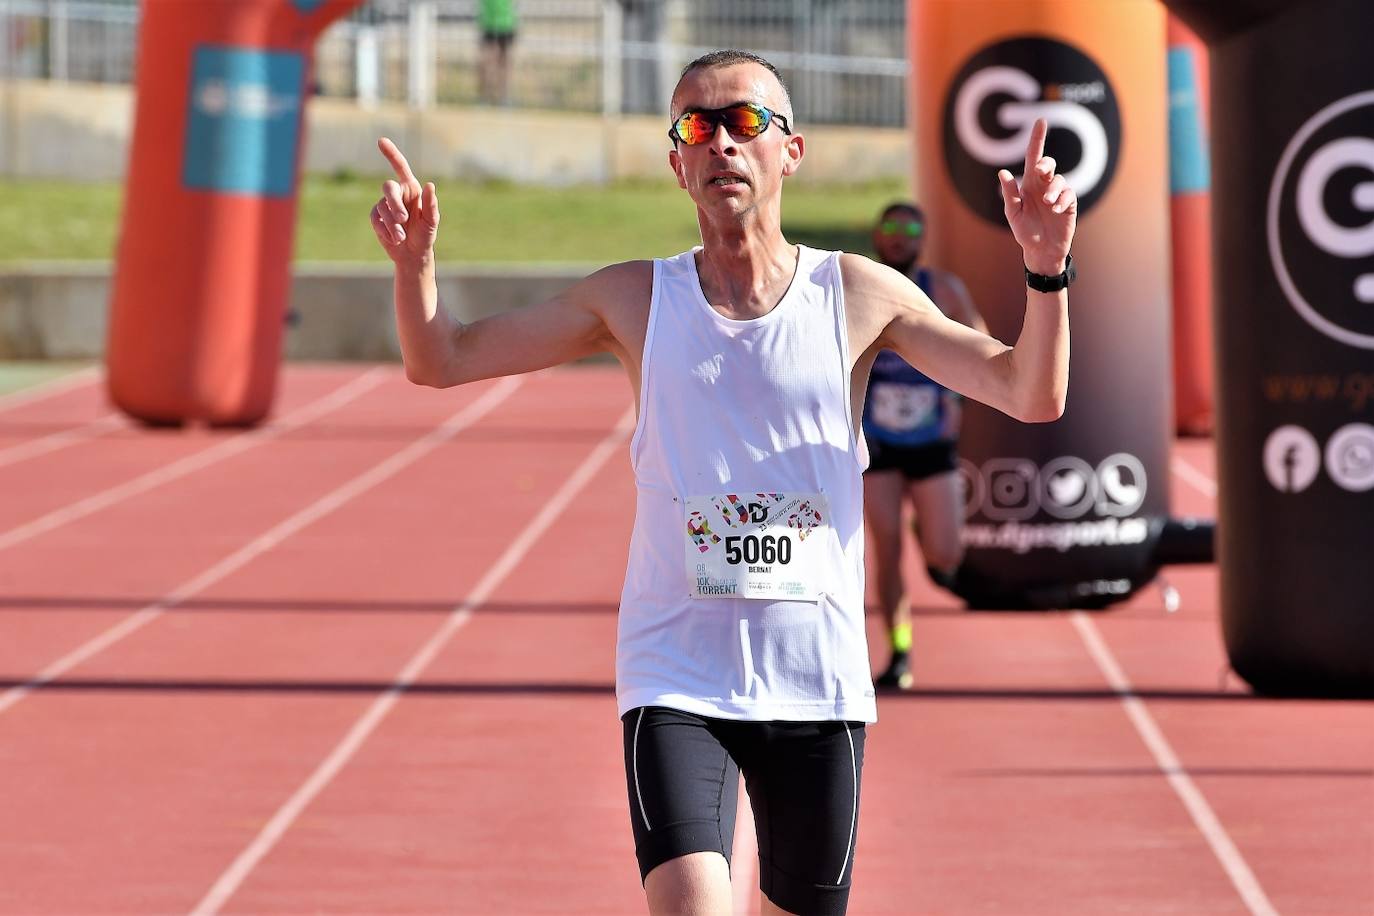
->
[1025,254,1076,293]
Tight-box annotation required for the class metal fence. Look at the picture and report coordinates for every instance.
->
[0,0,909,125]
[1,0,139,85]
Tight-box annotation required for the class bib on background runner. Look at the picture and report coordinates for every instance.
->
[868,382,939,433]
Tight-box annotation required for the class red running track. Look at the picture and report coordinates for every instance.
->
[0,365,1369,915]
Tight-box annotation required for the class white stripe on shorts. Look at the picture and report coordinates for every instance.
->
[633,707,652,831]
[836,724,857,884]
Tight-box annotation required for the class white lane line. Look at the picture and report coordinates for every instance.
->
[0,368,389,553]
[190,403,635,916]
[0,376,523,719]
[0,365,100,413]
[0,413,123,470]
[731,780,758,915]
[1069,613,1279,916]
[1171,455,1217,500]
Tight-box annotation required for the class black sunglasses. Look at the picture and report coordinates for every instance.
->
[669,102,792,145]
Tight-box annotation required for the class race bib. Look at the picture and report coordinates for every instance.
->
[869,382,938,433]
[685,492,831,600]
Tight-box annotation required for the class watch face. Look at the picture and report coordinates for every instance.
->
[1027,257,1073,291]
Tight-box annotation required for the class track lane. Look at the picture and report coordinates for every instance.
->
[0,369,630,914]
[843,441,1269,913]
[0,366,371,535]
[1079,442,1374,915]
[0,367,429,687]
[2,364,1368,914]
[206,373,639,914]
[0,365,100,414]
[0,369,119,466]
[206,388,637,914]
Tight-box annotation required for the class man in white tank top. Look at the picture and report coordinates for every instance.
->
[370,50,1077,916]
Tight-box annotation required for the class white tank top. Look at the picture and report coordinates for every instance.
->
[616,245,876,723]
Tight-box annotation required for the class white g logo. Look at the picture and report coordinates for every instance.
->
[1297,137,1374,267]
[954,66,1109,197]
[1268,90,1374,349]
[944,39,1119,224]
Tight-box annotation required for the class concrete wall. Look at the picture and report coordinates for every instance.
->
[0,79,910,184]
[0,81,135,182]
[0,264,592,361]
[0,264,112,358]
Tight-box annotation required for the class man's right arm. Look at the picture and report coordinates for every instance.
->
[393,256,641,387]
[371,137,634,388]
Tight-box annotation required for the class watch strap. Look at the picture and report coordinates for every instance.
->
[1025,254,1075,292]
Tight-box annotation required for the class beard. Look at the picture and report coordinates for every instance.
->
[882,253,919,275]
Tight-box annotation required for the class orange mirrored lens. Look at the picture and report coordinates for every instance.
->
[673,105,769,145]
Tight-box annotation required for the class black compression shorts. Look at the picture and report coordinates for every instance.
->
[864,437,958,481]
[622,706,866,916]
[481,30,515,50]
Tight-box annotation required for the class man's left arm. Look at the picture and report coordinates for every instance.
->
[853,118,1075,423]
[932,272,989,336]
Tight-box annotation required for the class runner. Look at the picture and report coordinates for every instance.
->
[863,202,988,690]
[370,49,1075,916]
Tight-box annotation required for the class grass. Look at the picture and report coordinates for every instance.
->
[0,181,125,263]
[1,174,907,264]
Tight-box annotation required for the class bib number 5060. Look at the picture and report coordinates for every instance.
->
[724,534,792,565]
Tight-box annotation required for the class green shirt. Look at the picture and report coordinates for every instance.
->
[478,0,517,34]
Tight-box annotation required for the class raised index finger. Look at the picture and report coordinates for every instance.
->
[1023,118,1048,179]
[378,137,422,194]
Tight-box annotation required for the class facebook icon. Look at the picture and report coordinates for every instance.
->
[1263,425,1321,494]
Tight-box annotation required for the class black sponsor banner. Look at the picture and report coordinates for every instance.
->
[1167,0,1374,696]
[912,4,1171,610]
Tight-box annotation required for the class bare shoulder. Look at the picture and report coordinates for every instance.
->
[569,259,653,320]
[837,251,889,293]
[839,251,940,359]
[583,258,654,292]
[838,251,939,319]
[561,259,654,363]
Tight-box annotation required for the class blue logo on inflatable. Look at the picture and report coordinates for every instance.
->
[183,46,304,197]
[1167,47,1210,196]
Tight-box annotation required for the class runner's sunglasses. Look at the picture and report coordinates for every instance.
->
[879,220,924,237]
[668,102,792,145]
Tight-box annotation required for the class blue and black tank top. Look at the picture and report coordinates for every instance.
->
[861,267,959,448]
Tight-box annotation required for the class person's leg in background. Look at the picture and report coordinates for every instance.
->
[477,33,514,105]
[864,468,913,689]
[910,467,964,591]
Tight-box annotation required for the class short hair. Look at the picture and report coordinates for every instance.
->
[672,49,792,117]
[879,201,924,222]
